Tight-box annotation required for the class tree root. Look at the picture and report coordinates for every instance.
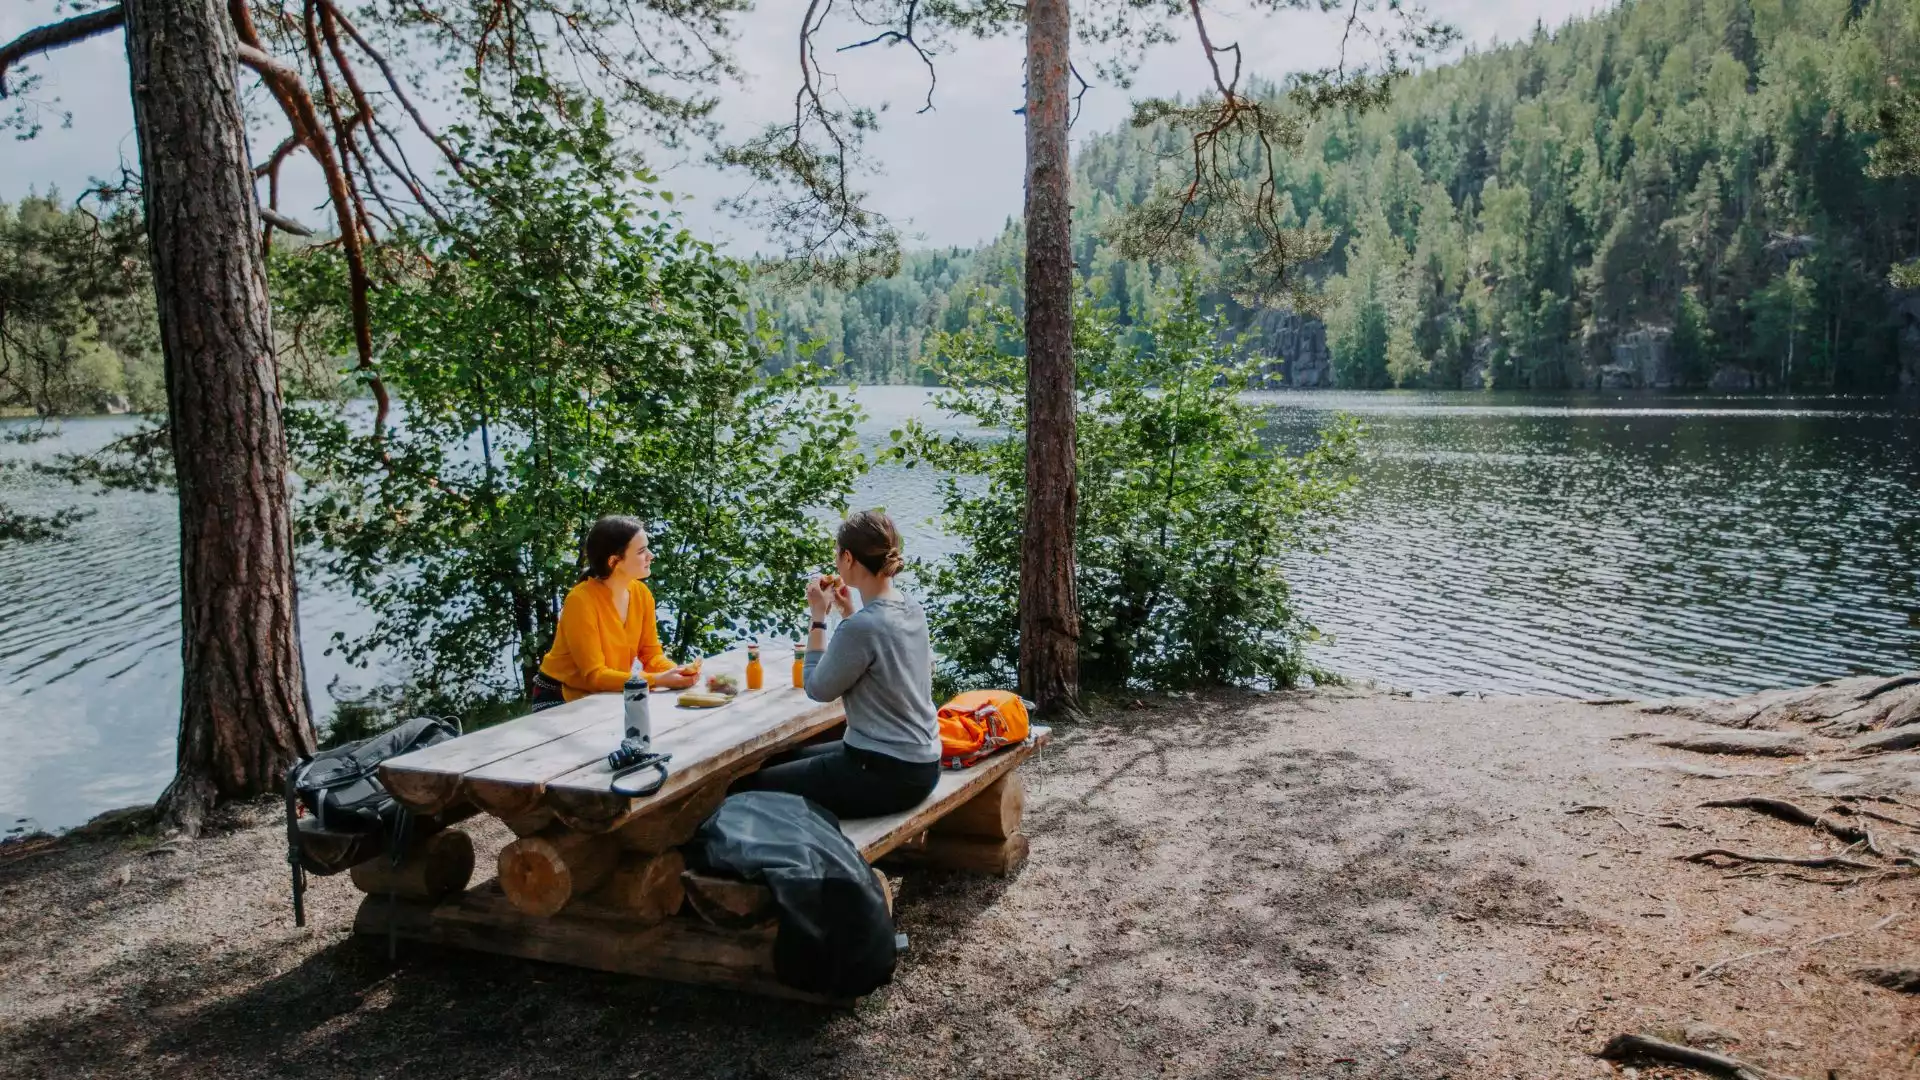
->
[1680,848,1879,871]
[1861,673,1920,701]
[1697,796,1883,855]
[155,773,216,839]
[1596,1032,1793,1080]
[1829,802,1920,831]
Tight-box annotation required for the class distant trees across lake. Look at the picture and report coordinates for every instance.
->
[752,0,1920,394]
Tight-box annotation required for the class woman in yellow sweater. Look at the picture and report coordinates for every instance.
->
[530,516,699,711]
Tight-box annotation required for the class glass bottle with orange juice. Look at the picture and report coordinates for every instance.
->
[745,642,764,691]
[792,642,806,689]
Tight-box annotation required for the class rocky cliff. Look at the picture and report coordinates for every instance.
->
[1244,309,1332,388]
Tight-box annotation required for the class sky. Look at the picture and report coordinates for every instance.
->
[0,0,1605,254]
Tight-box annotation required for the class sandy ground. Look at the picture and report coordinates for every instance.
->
[2,686,1916,1080]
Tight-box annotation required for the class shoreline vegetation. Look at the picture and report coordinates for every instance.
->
[5,672,1917,1076]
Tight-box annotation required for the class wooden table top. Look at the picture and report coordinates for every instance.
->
[380,646,846,833]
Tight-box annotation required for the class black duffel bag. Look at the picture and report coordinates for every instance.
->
[285,716,460,926]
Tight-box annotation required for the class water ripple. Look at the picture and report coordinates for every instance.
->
[3,389,1917,831]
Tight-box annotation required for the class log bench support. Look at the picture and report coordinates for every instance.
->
[348,828,476,902]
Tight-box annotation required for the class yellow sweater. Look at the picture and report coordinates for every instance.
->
[539,578,677,700]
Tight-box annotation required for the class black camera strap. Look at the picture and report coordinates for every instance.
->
[610,750,673,798]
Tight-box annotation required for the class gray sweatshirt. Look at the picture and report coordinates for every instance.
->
[804,595,942,763]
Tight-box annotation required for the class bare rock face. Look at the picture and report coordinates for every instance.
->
[1640,674,1920,737]
[1796,752,1920,797]
[1708,364,1759,391]
[1248,309,1332,388]
[1651,730,1811,757]
[1608,324,1676,388]
[1462,337,1493,389]
[1893,285,1920,400]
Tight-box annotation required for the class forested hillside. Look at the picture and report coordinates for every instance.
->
[0,195,163,416]
[752,0,1920,392]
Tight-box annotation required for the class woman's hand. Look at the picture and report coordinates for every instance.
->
[652,664,699,691]
[806,574,834,620]
[830,580,854,618]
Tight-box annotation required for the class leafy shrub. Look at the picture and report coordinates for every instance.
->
[284,87,866,713]
[893,281,1359,694]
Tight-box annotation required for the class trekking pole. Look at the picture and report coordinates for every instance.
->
[284,762,307,928]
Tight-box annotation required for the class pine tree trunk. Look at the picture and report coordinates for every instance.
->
[1020,0,1080,718]
[124,0,315,834]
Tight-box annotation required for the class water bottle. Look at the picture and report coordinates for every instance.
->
[622,675,652,747]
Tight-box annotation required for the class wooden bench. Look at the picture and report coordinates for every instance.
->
[346,650,1049,1002]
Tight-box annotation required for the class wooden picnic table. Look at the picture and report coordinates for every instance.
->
[339,645,1048,1002]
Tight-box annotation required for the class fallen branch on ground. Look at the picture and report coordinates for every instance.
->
[1692,911,1906,981]
[1699,796,1885,856]
[1596,1032,1792,1080]
[1679,848,1879,871]
[1567,804,1640,837]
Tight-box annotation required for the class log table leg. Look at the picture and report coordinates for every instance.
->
[584,850,686,926]
[682,871,775,929]
[348,828,475,901]
[498,828,617,917]
[613,782,728,854]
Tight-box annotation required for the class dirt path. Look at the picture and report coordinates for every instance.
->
[3,686,1916,1079]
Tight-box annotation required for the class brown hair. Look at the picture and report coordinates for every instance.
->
[581,516,645,580]
[837,509,904,577]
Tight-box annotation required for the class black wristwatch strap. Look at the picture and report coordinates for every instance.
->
[811,620,828,630]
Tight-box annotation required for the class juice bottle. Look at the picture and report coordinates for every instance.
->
[792,642,806,689]
[745,642,764,691]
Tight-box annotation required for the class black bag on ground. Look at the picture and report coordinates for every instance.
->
[292,717,459,832]
[688,791,897,999]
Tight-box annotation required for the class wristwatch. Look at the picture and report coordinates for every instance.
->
[811,620,828,631]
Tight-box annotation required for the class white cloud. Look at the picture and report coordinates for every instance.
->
[1,0,1607,253]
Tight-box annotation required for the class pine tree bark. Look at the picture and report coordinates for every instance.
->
[123,0,315,834]
[1021,0,1081,718]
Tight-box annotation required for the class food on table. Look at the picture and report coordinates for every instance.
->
[706,672,740,697]
[676,690,731,709]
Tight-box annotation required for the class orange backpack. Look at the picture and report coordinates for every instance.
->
[937,689,1031,769]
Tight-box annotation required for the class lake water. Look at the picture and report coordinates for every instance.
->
[3,387,1917,832]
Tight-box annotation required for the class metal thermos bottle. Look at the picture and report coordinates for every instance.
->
[623,676,652,746]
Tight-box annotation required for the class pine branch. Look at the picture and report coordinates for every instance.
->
[0,5,126,97]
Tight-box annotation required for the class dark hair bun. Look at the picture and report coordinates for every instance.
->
[837,510,904,578]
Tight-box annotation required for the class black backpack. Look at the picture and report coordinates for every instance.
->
[291,716,458,832]
[285,716,459,926]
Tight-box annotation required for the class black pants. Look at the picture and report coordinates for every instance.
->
[736,740,939,819]
[528,672,567,713]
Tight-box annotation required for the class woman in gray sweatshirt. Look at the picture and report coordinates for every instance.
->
[737,510,942,818]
